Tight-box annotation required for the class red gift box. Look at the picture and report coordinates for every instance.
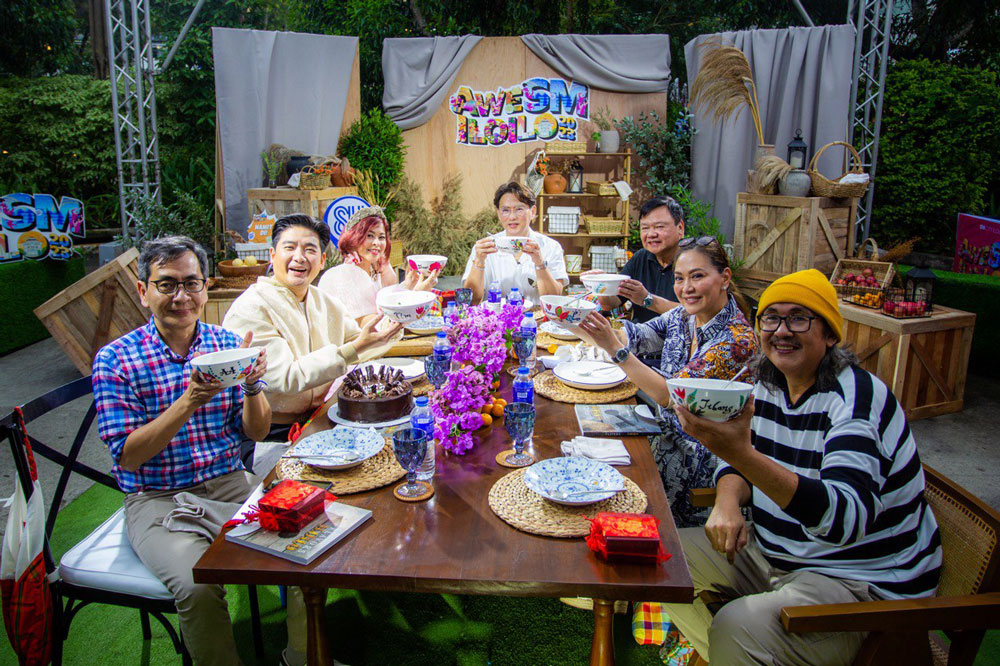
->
[257,480,336,533]
[586,512,670,564]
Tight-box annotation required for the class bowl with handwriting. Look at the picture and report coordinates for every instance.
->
[666,377,753,422]
[190,348,259,387]
[376,290,436,324]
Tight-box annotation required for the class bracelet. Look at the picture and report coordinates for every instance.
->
[241,380,267,396]
[474,263,486,270]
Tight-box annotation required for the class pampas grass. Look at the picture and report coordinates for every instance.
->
[354,168,401,209]
[690,38,765,145]
[754,155,793,194]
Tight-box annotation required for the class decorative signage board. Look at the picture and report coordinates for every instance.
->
[1,193,85,263]
[449,78,589,146]
[323,195,371,247]
[954,213,1000,276]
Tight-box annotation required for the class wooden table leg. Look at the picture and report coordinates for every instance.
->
[302,586,332,666]
[590,599,616,666]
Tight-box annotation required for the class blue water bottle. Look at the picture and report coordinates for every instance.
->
[410,396,436,481]
[508,287,523,309]
[433,331,452,361]
[487,280,502,313]
[513,366,534,404]
[519,313,537,369]
[442,302,457,329]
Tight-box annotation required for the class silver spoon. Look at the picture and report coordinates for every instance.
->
[283,452,360,462]
[554,488,621,500]
[721,365,749,389]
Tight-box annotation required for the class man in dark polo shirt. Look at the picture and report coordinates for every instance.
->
[596,196,684,323]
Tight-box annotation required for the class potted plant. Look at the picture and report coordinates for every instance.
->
[591,106,620,153]
[261,151,281,188]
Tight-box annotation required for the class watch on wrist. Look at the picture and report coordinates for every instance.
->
[534,260,547,271]
[610,347,630,364]
[641,293,654,308]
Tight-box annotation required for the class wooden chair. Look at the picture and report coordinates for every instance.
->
[3,377,264,664]
[688,464,1000,665]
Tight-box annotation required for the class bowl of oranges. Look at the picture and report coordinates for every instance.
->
[218,256,268,277]
[475,397,507,431]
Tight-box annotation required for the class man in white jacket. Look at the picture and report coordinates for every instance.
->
[224,214,402,434]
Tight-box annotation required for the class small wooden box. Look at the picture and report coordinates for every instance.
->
[203,288,245,326]
[734,193,857,283]
[841,302,975,421]
[34,248,149,376]
[247,186,358,224]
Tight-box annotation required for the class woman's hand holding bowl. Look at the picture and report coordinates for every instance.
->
[577,311,621,354]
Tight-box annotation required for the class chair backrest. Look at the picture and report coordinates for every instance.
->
[3,376,120,541]
[923,464,1000,598]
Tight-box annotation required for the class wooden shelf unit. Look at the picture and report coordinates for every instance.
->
[534,151,632,276]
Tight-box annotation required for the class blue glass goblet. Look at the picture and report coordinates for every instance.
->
[423,353,450,389]
[511,332,536,369]
[502,402,536,467]
[455,287,473,312]
[391,428,429,498]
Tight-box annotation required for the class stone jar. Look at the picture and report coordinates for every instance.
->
[779,169,812,197]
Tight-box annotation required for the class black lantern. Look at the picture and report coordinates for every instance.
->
[905,266,936,312]
[787,129,808,170]
[568,160,584,193]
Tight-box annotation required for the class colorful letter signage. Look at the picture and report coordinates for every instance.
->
[449,78,590,147]
[954,213,1000,276]
[1,193,85,263]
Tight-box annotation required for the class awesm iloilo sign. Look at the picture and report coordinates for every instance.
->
[1,193,85,262]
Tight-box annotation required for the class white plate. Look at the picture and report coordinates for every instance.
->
[359,358,425,382]
[405,316,445,336]
[553,361,626,391]
[290,427,385,470]
[523,456,626,506]
[539,320,579,340]
[328,402,412,429]
[634,404,656,422]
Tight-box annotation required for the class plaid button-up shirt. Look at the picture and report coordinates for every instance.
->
[93,318,246,493]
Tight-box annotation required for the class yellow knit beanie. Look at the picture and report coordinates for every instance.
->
[757,269,843,342]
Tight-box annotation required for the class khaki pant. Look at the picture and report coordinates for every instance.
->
[663,527,873,665]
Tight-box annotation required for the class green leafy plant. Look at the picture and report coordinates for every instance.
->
[117,192,217,257]
[338,109,407,213]
[873,59,1000,254]
[261,151,281,186]
[590,105,615,142]
[617,105,693,200]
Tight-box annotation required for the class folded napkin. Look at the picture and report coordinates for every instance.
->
[160,492,244,542]
[560,436,631,466]
[554,343,613,364]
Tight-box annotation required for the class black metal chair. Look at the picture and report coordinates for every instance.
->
[3,376,264,664]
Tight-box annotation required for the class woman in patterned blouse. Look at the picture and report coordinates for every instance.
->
[578,237,757,527]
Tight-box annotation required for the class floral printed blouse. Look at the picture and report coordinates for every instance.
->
[622,295,758,444]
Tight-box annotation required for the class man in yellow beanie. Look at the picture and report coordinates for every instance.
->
[662,268,941,665]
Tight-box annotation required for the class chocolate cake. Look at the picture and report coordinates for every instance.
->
[336,365,413,423]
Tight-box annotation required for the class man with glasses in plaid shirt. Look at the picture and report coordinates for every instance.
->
[92,236,271,665]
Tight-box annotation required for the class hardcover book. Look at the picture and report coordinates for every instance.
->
[574,404,661,436]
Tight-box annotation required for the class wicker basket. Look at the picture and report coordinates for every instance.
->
[585,181,617,196]
[830,258,895,296]
[298,163,331,190]
[546,140,586,154]
[585,217,626,236]
[808,142,869,198]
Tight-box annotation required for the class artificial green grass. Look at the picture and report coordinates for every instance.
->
[0,483,663,665]
[0,254,85,355]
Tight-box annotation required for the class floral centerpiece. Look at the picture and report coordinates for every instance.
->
[429,303,524,454]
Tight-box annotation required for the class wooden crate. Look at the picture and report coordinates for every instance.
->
[841,302,975,421]
[734,193,857,283]
[203,288,245,326]
[34,248,149,376]
[247,186,359,223]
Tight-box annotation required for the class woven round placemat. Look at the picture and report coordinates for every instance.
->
[488,468,647,538]
[410,376,433,397]
[533,370,637,404]
[536,332,578,352]
[276,441,405,494]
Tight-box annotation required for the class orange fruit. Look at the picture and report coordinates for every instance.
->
[481,413,493,427]
[481,403,492,414]
[494,398,508,408]
[547,344,559,354]
[490,403,504,418]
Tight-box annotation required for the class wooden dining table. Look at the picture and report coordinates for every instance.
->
[193,366,694,666]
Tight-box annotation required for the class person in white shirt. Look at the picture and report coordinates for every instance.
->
[462,181,569,303]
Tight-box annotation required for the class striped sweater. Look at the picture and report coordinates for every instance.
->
[717,364,942,599]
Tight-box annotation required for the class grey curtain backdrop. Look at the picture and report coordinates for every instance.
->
[382,35,483,131]
[684,25,855,238]
[520,34,671,92]
[213,28,357,233]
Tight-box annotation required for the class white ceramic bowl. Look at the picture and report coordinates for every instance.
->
[190,348,259,387]
[376,290,436,324]
[540,295,599,327]
[581,273,629,296]
[494,235,529,254]
[406,254,448,274]
[666,377,753,422]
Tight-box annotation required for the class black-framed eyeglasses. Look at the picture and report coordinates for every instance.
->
[757,313,817,333]
[678,236,718,248]
[148,278,207,295]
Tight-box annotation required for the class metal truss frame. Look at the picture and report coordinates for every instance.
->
[105,0,161,238]
[847,0,894,244]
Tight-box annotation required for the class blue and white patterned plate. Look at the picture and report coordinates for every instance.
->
[291,427,385,470]
[523,456,626,506]
[405,315,445,335]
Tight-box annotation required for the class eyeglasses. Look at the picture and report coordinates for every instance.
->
[499,206,531,218]
[757,313,817,333]
[678,236,718,248]
[148,278,207,295]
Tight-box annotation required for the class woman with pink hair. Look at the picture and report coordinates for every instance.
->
[319,206,437,326]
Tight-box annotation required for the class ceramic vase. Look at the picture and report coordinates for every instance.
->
[779,169,812,197]
[543,173,568,194]
[597,130,620,153]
